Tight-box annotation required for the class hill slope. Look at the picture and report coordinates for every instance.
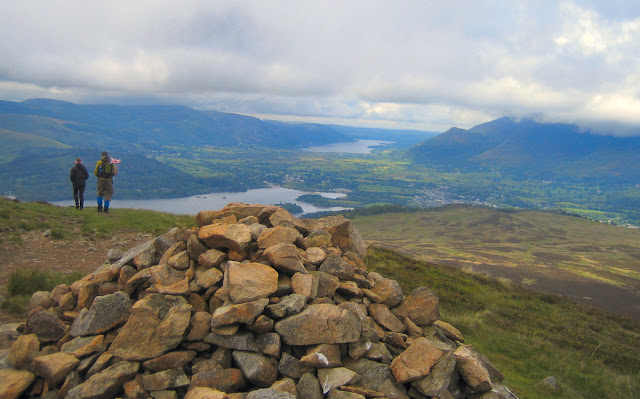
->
[0,199,638,398]
[350,205,640,320]
[0,98,351,151]
[406,117,640,180]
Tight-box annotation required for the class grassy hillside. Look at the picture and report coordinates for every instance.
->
[365,247,640,399]
[1,200,639,398]
[0,128,70,162]
[350,205,640,320]
[0,197,195,243]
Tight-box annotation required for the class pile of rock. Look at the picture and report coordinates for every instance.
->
[1,203,516,399]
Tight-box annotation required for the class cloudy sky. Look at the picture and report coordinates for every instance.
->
[1,1,640,133]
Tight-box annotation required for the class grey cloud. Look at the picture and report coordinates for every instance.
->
[1,1,640,132]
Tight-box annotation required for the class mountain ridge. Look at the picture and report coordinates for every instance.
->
[407,117,640,179]
[0,98,352,150]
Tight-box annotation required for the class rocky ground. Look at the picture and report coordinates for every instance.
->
[0,203,515,399]
[0,229,151,325]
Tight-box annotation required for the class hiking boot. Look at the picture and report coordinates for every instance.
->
[104,208,109,214]
[97,205,103,213]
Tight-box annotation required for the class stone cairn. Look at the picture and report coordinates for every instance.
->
[2,203,517,399]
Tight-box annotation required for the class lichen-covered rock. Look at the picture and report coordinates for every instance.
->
[455,346,493,393]
[275,304,361,345]
[31,352,80,386]
[392,287,439,326]
[369,303,405,333]
[143,350,197,372]
[27,310,67,343]
[0,369,35,399]
[61,335,105,358]
[263,243,307,274]
[191,368,246,392]
[65,360,140,399]
[226,262,279,303]
[411,352,456,397]
[184,387,229,399]
[390,337,445,383]
[109,294,192,360]
[369,275,404,308]
[199,222,252,252]
[8,334,39,370]
[211,298,269,328]
[258,226,302,249]
[319,254,356,281]
[233,351,279,387]
[70,291,132,336]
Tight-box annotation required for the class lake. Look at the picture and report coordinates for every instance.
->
[52,187,350,216]
[303,139,394,153]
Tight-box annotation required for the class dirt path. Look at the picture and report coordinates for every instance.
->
[0,230,151,324]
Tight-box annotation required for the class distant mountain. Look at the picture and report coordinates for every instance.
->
[406,117,640,180]
[0,98,351,151]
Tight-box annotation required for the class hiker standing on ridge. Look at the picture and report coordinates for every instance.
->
[69,157,89,210]
[94,151,118,213]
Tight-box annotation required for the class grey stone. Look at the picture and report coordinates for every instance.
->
[27,310,67,343]
[296,372,324,399]
[275,303,361,346]
[65,360,140,399]
[319,254,356,281]
[232,351,279,387]
[142,367,190,391]
[70,291,132,336]
[204,331,260,352]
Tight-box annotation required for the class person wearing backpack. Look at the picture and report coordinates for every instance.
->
[69,157,89,210]
[94,151,118,213]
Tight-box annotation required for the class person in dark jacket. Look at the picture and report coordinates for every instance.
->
[70,158,89,210]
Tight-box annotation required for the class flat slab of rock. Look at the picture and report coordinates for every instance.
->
[211,298,269,328]
[109,294,192,360]
[263,243,307,274]
[392,287,439,326]
[32,352,80,386]
[275,304,361,346]
[454,345,493,393]
[198,222,252,252]
[233,351,279,387]
[8,334,39,370]
[27,310,67,343]
[70,291,132,336]
[0,369,35,399]
[227,262,279,303]
[66,360,140,399]
[390,337,444,383]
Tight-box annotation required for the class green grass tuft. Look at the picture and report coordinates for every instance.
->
[2,268,86,315]
[7,268,85,297]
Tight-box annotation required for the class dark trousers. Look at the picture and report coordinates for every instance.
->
[73,183,86,208]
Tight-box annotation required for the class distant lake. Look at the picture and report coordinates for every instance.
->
[303,139,394,153]
[52,187,350,216]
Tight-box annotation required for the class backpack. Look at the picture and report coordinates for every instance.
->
[98,158,114,179]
